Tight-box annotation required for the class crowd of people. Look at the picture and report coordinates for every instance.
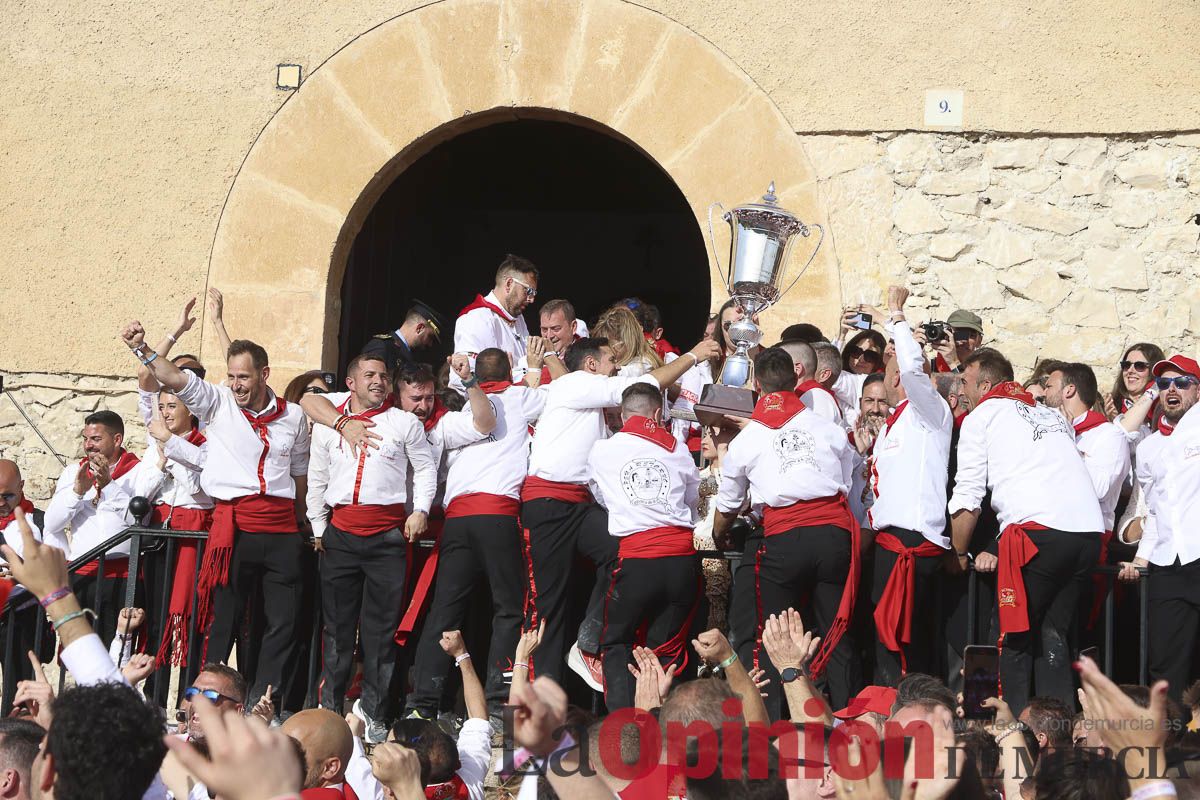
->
[0,252,1197,799]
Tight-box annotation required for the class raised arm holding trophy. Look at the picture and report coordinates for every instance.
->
[694,182,824,424]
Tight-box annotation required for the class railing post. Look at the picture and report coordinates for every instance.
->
[966,564,977,646]
[2,608,16,715]
[1103,573,1115,675]
[1139,568,1149,685]
[125,532,142,611]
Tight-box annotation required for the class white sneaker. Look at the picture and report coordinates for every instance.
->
[567,641,604,692]
[353,699,388,744]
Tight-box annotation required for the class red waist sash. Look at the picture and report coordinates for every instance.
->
[73,558,131,578]
[445,492,521,519]
[331,503,407,536]
[150,503,212,667]
[520,476,592,504]
[997,522,1049,635]
[873,532,946,668]
[762,495,855,536]
[618,526,696,559]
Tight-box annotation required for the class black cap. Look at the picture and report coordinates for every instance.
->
[407,299,446,341]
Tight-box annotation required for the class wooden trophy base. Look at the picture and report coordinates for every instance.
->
[694,383,757,426]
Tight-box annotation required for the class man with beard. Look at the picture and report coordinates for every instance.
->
[43,410,146,644]
[306,354,437,741]
[451,255,539,393]
[1118,355,1200,701]
[121,321,310,708]
[866,286,953,684]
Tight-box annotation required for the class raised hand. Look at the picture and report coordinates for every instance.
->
[515,618,546,663]
[250,685,275,724]
[122,653,157,686]
[691,628,735,667]
[688,339,722,364]
[887,286,910,313]
[747,667,770,698]
[13,651,54,728]
[175,296,199,336]
[439,630,467,659]
[449,353,472,380]
[164,698,301,800]
[509,677,569,757]
[207,287,225,322]
[526,336,547,369]
[118,606,146,633]
[371,742,425,797]
[121,320,147,351]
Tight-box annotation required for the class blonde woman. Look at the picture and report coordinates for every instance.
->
[592,306,664,376]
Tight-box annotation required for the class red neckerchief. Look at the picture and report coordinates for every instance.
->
[185,426,206,446]
[425,775,468,800]
[480,380,513,394]
[977,381,1035,407]
[301,784,360,800]
[1159,416,1175,437]
[1073,410,1109,437]
[933,353,953,373]
[80,448,140,481]
[241,396,289,429]
[618,415,676,451]
[795,379,838,408]
[423,397,449,433]
[335,396,394,420]
[751,391,806,429]
[953,410,968,430]
[883,400,908,436]
[0,498,34,529]
[458,293,515,323]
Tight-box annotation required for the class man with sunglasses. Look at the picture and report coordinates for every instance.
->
[450,255,539,395]
[1118,355,1200,701]
[927,309,985,374]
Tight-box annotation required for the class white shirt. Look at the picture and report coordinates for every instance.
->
[716,403,855,513]
[528,371,658,485]
[869,320,953,546]
[1,512,43,607]
[137,439,214,511]
[1074,415,1132,532]
[43,456,152,560]
[306,399,437,537]
[450,291,530,393]
[668,358,705,447]
[1135,428,1200,566]
[799,384,845,427]
[948,396,1104,533]
[175,373,310,501]
[415,403,492,513]
[587,422,700,537]
[444,386,546,508]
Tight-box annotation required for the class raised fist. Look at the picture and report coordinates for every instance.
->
[121,321,147,350]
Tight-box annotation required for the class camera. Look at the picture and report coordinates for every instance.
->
[922,321,949,343]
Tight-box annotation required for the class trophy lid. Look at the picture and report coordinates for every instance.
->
[725,181,808,236]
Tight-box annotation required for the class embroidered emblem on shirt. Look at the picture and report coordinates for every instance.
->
[773,429,817,471]
[999,587,1016,608]
[621,459,670,506]
[1015,404,1071,441]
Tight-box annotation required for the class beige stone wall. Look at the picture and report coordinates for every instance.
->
[803,131,1200,372]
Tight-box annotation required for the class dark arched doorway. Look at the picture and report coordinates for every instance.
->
[338,116,711,373]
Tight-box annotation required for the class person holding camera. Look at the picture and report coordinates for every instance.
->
[922,310,985,373]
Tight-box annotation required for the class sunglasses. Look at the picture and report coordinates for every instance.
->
[952,330,975,342]
[183,687,238,704]
[846,346,882,363]
[1120,360,1151,372]
[1156,375,1199,390]
[511,276,537,300]
[302,386,328,395]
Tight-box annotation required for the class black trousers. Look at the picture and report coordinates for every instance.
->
[729,525,860,717]
[319,525,408,721]
[521,498,615,683]
[1147,558,1200,703]
[205,531,304,707]
[72,567,141,646]
[871,527,945,686]
[407,514,525,716]
[600,553,701,710]
[991,529,1100,715]
[0,595,55,710]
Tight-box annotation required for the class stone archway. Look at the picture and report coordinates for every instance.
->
[202,0,836,377]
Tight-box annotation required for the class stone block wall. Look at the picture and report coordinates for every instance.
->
[802,131,1199,373]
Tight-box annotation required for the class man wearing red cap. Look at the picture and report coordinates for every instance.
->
[948,348,1102,714]
[1118,354,1200,700]
[833,685,898,734]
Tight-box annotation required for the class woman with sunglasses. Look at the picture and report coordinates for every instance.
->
[841,330,886,377]
[1105,342,1165,419]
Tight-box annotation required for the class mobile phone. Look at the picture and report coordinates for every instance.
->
[850,312,873,330]
[1080,646,1100,668]
[962,645,1000,720]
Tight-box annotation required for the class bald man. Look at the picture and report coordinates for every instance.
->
[282,708,357,798]
[0,460,50,706]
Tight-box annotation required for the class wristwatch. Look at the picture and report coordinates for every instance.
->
[462,374,479,389]
[780,666,803,684]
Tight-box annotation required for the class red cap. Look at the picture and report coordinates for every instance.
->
[1152,355,1200,380]
[832,685,897,720]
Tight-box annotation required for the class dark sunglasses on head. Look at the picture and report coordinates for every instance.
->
[183,686,238,704]
[1156,375,1199,390]
[302,386,327,395]
[1120,360,1151,372]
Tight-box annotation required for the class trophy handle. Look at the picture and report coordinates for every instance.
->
[707,202,732,295]
[778,223,825,301]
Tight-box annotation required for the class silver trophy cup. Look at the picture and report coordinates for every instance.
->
[708,182,824,387]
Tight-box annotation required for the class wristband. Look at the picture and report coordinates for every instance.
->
[52,608,96,630]
[513,662,529,670]
[993,724,1025,745]
[715,652,738,671]
[333,414,350,433]
[462,374,479,389]
[141,351,158,366]
[166,332,178,344]
[454,653,471,667]
[1132,782,1177,800]
[40,587,72,608]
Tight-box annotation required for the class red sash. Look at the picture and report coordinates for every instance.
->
[618,415,676,451]
[978,381,1035,407]
[1073,410,1109,437]
[758,495,859,680]
[301,784,360,800]
[425,775,469,800]
[151,503,213,667]
[618,526,695,559]
[445,493,520,519]
[196,495,294,637]
[395,512,445,646]
[331,504,407,536]
[521,475,592,504]
[0,499,34,530]
[423,398,449,433]
[872,532,945,670]
[997,523,1049,635]
[751,391,806,428]
[458,294,514,323]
